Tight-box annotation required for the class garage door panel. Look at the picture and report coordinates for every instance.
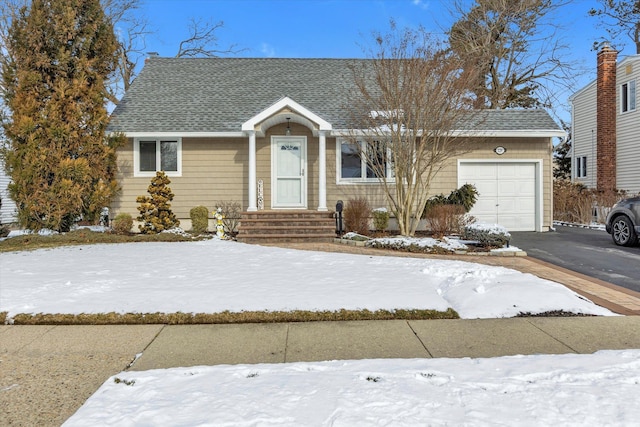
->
[459,162,538,231]
[497,181,519,197]
[472,199,498,217]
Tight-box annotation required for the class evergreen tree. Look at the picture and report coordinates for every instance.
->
[553,120,572,180]
[1,0,122,232]
[136,171,179,234]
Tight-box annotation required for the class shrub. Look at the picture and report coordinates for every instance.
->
[190,206,209,234]
[372,208,390,232]
[553,180,591,223]
[425,204,469,238]
[447,184,479,212]
[111,213,133,235]
[136,171,180,234]
[423,184,478,218]
[216,200,242,235]
[463,223,511,248]
[344,197,370,235]
[554,180,628,224]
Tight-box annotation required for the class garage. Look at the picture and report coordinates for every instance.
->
[458,161,541,231]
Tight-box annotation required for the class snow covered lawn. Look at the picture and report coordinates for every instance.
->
[63,350,640,426]
[0,238,613,319]
[3,238,633,426]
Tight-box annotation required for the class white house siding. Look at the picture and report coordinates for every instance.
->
[571,81,598,188]
[0,166,17,224]
[616,56,640,195]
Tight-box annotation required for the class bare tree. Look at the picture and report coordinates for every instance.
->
[101,0,150,104]
[347,24,484,237]
[103,1,243,103]
[176,18,242,58]
[448,0,576,110]
[589,0,640,54]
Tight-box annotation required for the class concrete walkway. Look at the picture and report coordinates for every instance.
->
[2,242,640,426]
[128,317,640,370]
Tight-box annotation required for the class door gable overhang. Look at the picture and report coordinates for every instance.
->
[242,96,332,137]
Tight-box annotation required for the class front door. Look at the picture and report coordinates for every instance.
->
[272,136,307,208]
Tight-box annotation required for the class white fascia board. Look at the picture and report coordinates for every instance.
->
[241,96,332,132]
[618,54,640,69]
[332,129,566,138]
[448,129,567,138]
[110,131,246,138]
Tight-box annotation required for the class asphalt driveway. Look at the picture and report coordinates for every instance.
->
[510,225,640,293]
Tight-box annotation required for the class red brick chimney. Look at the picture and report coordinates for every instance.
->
[596,44,617,192]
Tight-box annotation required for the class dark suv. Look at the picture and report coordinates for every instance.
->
[606,196,640,246]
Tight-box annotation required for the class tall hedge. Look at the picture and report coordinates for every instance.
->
[1,0,122,231]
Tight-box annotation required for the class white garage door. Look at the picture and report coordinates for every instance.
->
[458,162,537,231]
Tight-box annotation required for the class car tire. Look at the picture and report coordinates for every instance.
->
[611,215,637,247]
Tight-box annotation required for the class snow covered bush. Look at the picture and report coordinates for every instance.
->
[372,207,389,232]
[111,213,133,235]
[136,172,180,234]
[190,206,209,234]
[344,197,370,235]
[463,223,511,248]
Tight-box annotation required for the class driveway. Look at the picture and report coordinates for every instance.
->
[510,225,640,293]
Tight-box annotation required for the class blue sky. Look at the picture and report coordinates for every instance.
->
[133,0,632,120]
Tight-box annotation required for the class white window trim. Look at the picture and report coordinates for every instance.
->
[336,138,395,184]
[133,137,182,177]
[621,79,636,113]
[576,155,587,178]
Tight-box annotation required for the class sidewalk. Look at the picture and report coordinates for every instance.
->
[128,317,640,370]
[3,317,640,426]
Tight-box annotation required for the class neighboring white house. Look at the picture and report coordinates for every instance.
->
[570,45,640,194]
[0,164,17,225]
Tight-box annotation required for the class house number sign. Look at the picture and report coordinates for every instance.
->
[494,146,507,155]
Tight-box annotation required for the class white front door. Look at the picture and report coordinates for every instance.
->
[272,136,307,208]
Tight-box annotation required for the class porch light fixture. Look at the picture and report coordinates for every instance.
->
[285,117,291,135]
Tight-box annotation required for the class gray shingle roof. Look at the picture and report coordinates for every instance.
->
[107,57,562,134]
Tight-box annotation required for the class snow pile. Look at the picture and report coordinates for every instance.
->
[63,350,640,426]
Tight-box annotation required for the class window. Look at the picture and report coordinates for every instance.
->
[338,139,393,182]
[134,138,181,177]
[621,80,636,113]
[576,156,587,178]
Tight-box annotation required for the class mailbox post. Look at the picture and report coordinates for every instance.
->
[335,200,344,237]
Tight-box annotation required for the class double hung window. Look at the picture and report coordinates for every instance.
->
[621,80,636,113]
[576,156,587,178]
[338,139,394,182]
[134,138,181,177]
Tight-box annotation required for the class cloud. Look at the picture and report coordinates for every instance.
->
[261,43,276,58]
[412,0,430,10]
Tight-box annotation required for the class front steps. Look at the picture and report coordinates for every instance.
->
[237,210,336,243]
